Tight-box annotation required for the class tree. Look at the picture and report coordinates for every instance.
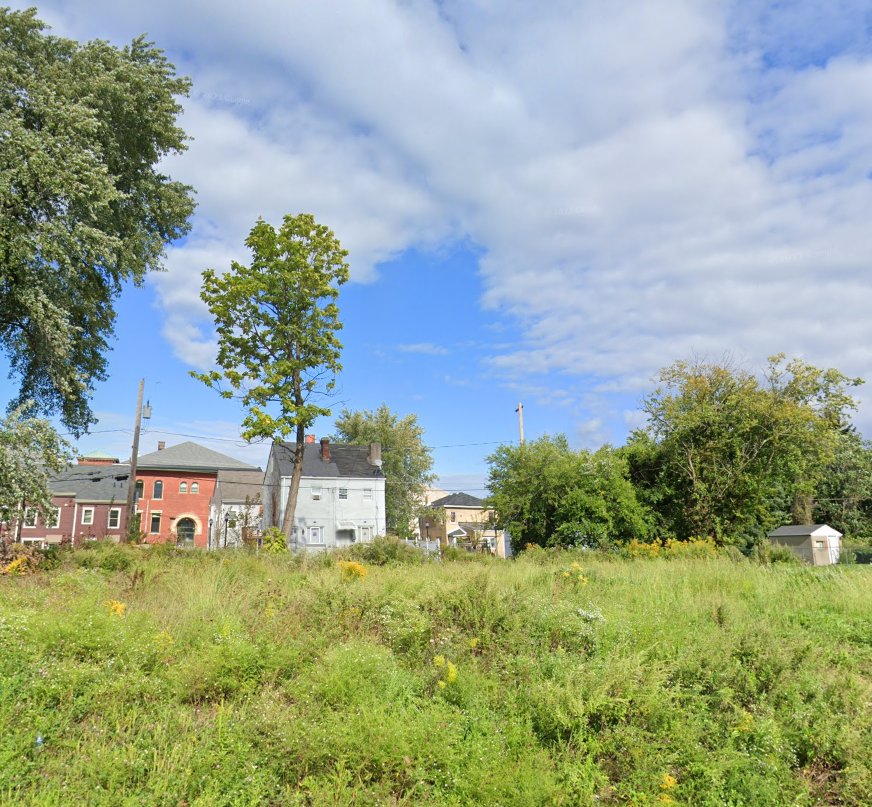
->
[1,8,195,434]
[486,434,652,550]
[0,405,71,537]
[333,404,436,537]
[193,214,349,543]
[630,354,861,544]
[811,430,872,540]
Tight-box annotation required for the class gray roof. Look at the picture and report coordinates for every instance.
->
[769,524,843,537]
[272,442,384,479]
[216,469,264,503]
[50,463,131,503]
[430,492,485,509]
[137,441,259,472]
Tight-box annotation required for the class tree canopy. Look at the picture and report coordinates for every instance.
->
[333,404,436,538]
[193,213,349,542]
[0,404,71,533]
[625,354,862,544]
[486,434,652,550]
[0,8,195,434]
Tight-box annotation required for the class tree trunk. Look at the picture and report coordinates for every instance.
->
[280,422,306,548]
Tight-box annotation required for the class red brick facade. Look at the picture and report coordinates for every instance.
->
[135,470,217,548]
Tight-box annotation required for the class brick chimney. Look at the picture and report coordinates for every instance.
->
[305,434,316,444]
[158,441,166,451]
[320,437,330,461]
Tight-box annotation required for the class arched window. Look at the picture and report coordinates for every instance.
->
[153,480,163,499]
[176,518,196,544]
[191,482,199,494]
[179,482,187,494]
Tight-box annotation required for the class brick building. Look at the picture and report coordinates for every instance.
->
[134,442,260,548]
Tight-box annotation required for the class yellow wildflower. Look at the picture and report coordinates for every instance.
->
[657,795,674,805]
[661,773,677,790]
[433,655,445,669]
[563,572,571,578]
[338,560,368,580]
[105,600,126,617]
[467,637,479,650]
[445,661,458,684]
[437,680,446,689]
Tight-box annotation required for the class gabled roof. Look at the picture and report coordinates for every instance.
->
[50,464,131,503]
[216,469,264,503]
[272,442,384,479]
[430,492,484,509]
[137,442,259,472]
[769,524,843,538]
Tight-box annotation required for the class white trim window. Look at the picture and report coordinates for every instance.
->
[150,512,161,534]
[309,526,323,544]
[45,507,60,528]
[81,507,95,526]
[191,482,199,494]
[363,489,373,501]
[23,507,39,527]
[107,508,121,529]
[311,487,322,501]
[338,488,348,500]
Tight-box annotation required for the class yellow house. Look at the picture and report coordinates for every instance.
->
[420,493,510,558]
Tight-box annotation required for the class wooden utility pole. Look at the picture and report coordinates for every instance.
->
[122,379,145,544]
[515,402,525,445]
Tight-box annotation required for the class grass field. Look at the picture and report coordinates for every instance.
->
[2,542,872,806]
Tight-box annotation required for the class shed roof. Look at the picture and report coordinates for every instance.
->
[768,524,843,538]
[50,463,131,503]
[137,442,259,472]
[272,442,384,479]
[430,492,485,509]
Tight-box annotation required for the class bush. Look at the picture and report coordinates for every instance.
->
[751,542,804,565]
[342,537,424,566]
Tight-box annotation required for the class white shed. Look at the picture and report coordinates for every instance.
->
[768,524,842,566]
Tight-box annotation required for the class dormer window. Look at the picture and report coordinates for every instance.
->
[153,480,163,500]
[180,482,188,494]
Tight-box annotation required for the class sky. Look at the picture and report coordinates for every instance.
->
[4,0,872,493]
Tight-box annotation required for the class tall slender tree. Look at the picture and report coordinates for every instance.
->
[193,214,349,543]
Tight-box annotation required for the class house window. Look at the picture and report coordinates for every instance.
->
[134,480,143,502]
[309,526,323,543]
[108,508,121,529]
[45,507,60,528]
[363,489,373,501]
[153,480,163,499]
[191,482,199,494]
[81,507,95,526]
[312,487,322,501]
[338,488,348,500]
[450,511,456,523]
[150,513,161,534]
[179,482,187,494]
[23,507,38,527]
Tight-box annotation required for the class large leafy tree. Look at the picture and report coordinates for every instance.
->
[0,8,195,434]
[0,404,71,536]
[811,430,872,540]
[193,214,349,543]
[628,354,861,544]
[333,404,435,538]
[486,434,652,550]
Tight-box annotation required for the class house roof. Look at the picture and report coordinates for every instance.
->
[430,492,485,509]
[272,442,384,479]
[137,442,259,472]
[80,450,118,460]
[768,524,843,538]
[50,463,131,503]
[216,469,264,503]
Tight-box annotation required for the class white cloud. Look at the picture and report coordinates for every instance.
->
[397,343,449,356]
[17,0,872,420]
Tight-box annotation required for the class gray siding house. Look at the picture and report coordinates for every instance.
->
[768,524,842,565]
[263,438,386,551]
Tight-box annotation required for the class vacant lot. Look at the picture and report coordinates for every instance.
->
[1,543,871,806]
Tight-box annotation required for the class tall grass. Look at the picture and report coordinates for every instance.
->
[1,542,871,805]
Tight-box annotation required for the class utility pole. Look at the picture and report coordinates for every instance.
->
[515,402,525,445]
[122,379,145,544]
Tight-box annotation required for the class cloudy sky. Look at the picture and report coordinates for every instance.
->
[4,0,872,489]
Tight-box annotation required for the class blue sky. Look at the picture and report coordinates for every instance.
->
[4,0,872,491]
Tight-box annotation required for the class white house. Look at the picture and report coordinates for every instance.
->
[263,437,386,551]
[209,469,264,549]
[768,524,843,566]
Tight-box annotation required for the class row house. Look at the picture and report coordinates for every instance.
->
[134,442,260,548]
[263,437,386,551]
[17,452,130,546]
